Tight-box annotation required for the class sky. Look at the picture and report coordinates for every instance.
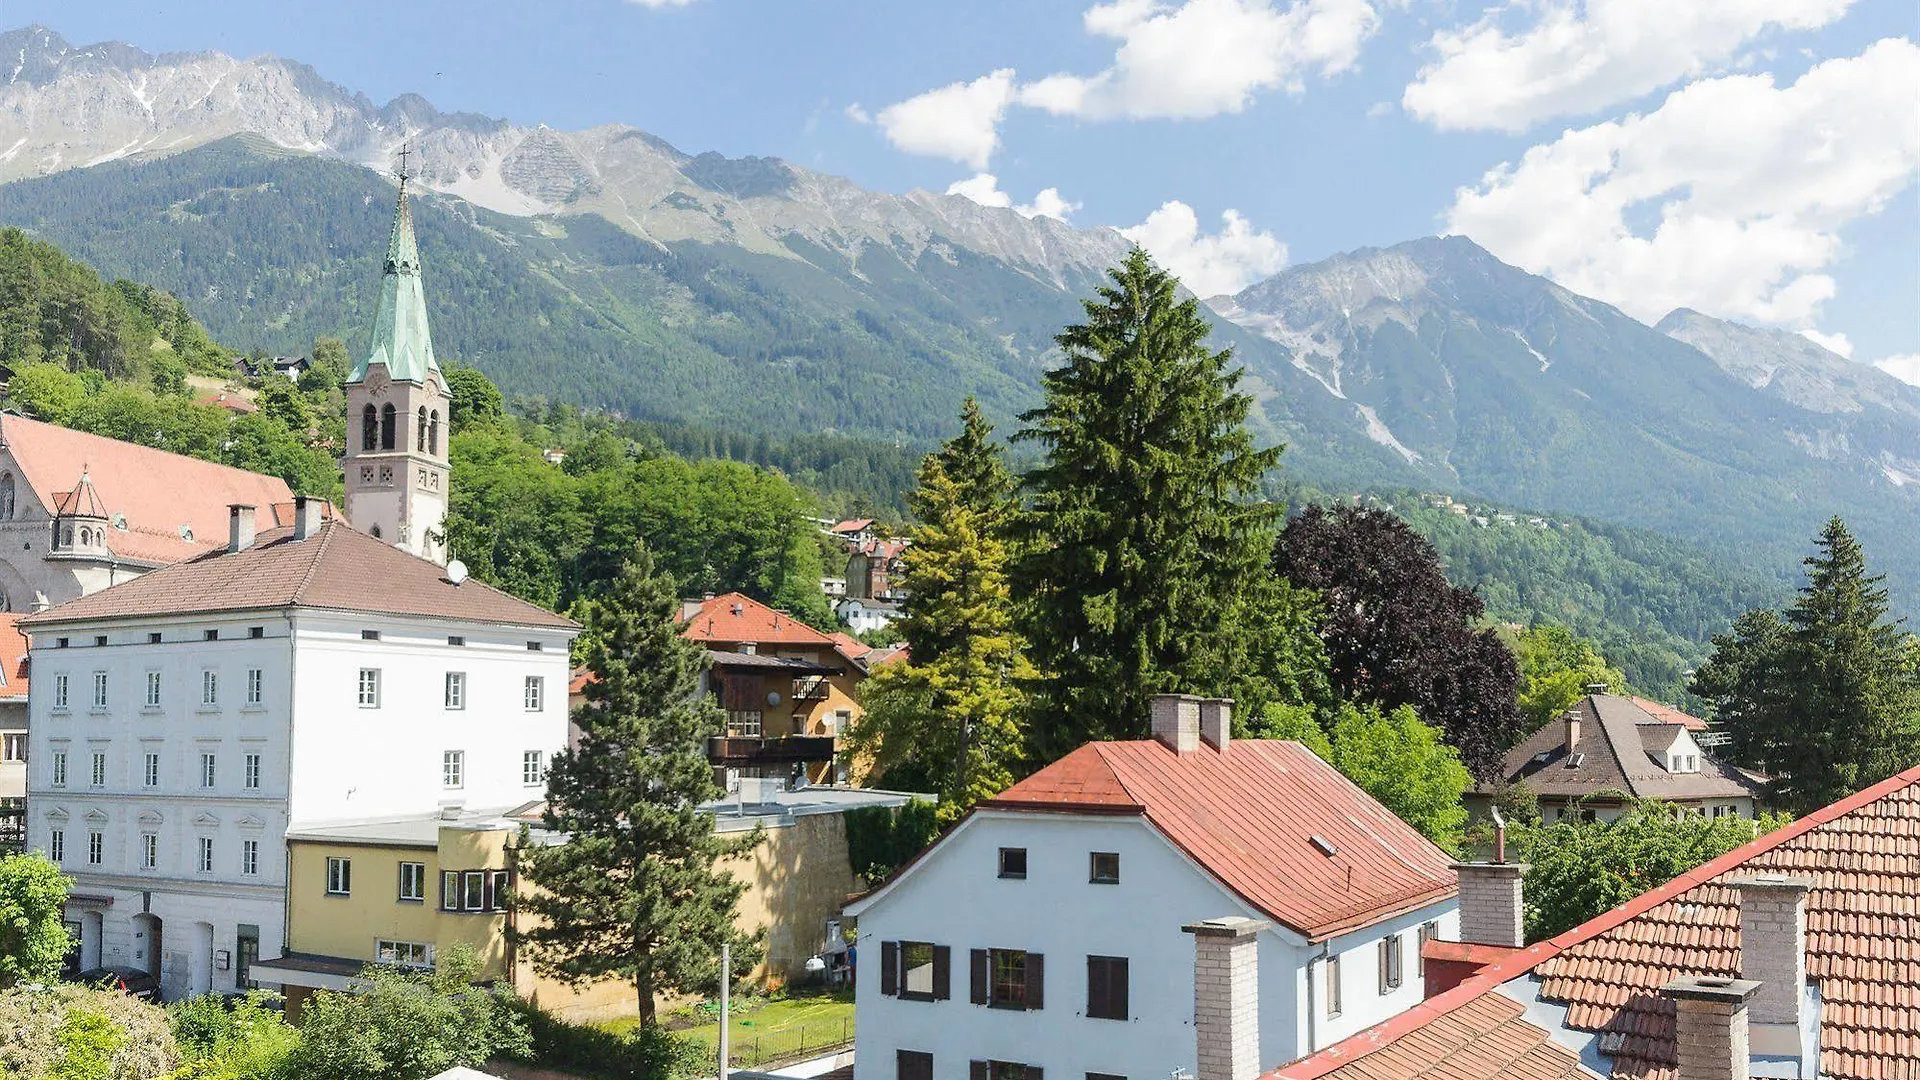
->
[9,0,1918,370]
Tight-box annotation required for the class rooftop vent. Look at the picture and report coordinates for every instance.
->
[731,603,744,616]
[1585,681,1610,694]
[1564,752,1586,768]
[1309,835,1338,858]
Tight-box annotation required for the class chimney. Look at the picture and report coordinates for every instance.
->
[293,495,323,541]
[1450,815,1527,947]
[228,504,257,553]
[1199,698,1233,753]
[1151,694,1202,754]
[1659,975,1759,1080]
[1730,874,1812,1060]
[1183,917,1268,1080]
[1564,710,1581,757]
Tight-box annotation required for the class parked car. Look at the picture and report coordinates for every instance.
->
[67,966,159,1000]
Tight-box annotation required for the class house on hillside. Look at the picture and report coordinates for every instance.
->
[1478,693,1762,822]
[844,695,1461,1080]
[1276,762,1920,1080]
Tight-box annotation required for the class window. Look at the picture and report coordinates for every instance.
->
[376,939,433,968]
[87,831,103,866]
[429,410,440,454]
[91,672,107,708]
[94,635,107,647]
[90,751,106,787]
[250,627,265,640]
[204,629,219,642]
[380,403,397,450]
[357,668,381,708]
[1379,933,1403,993]
[525,641,544,652]
[462,870,486,911]
[1324,953,1342,1017]
[146,671,162,708]
[148,633,162,644]
[897,1051,934,1080]
[326,857,352,895]
[399,861,427,902]
[1086,955,1129,1020]
[54,673,68,709]
[524,675,544,711]
[1,734,23,762]
[244,753,261,790]
[522,751,544,786]
[447,636,465,647]
[49,829,64,863]
[361,629,380,641]
[200,753,216,788]
[727,710,762,736]
[441,871,459,911]
[361,404,378,451]
[246,669,263,704]
[490,869,510,910]
[973,948,1040,1010]
[1090,851,1120,884]
[198,837,214,874]
[242,839,259,876]
[417,405,428,451]
[1418,921,1438,977]
[998,847,1027,880]
[55,638,67,649]
[444,672,466,710]
[442,750,464,789]
[977,1062,1033,1080]
[883,941,950,1001]
[141,833,158,870]
[201,670,219,706]
[144,752,160,788]
[51,751,67,787]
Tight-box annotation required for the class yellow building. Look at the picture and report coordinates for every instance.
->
[253,786,928,1022]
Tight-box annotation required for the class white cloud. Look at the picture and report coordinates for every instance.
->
[1446,38,1920,330]
[1121,200,1287,296]
[945,173,1082,221]
[1404,0,1854,132]
[844,103,871,125]
[1799,328,1853,357]
[1875,354,1920,386]
[875,69,1018,169]
[1021,0,1380,120]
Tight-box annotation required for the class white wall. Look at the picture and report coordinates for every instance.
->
[1291,902,1460,1055]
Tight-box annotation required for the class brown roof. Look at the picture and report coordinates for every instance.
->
[0,414,294,566]
[679,592,834,648]
[19,518,577,630]
[984,739,1458,941]
[0,613,28,699]
[1490,695,1758,802]
[1277,761,1920,1080]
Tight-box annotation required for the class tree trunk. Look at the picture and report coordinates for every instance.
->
[636,945,656,1026]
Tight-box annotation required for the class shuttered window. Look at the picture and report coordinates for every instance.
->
[878,941,950,1002]
[970,1063,1040,1080]
[1086,955,1128,1020]
[1378,933,1403,992]
[973,948,1042,1010]
[897,1050,933,1080]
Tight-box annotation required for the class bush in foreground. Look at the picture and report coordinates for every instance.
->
[0,983,176,1079]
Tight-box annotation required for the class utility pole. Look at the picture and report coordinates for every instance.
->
[718,941,731,1080]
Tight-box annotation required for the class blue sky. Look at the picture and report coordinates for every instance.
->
[11,0,1918,366]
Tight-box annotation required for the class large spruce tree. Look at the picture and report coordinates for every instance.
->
[515,543,759,1024]
[1694,518,1920,812]
[849,399,1034,817]
[1013,249,1282,758]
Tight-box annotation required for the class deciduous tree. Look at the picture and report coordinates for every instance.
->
[0,852,72,988]
[1516,624,1627,732]
[1261,701,1472,853]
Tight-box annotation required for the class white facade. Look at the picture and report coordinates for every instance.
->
[845,810,1458,1080]
[25,608,573,999]
[836,597,900,636]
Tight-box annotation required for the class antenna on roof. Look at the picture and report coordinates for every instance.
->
[446,559,468,586]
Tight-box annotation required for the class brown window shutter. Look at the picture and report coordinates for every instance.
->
[1112,956,1128,1019]
[1026,952,1044,1010]
[1028,1067,1043,1080]
[932,945,952,1000]
[971,948,989,1005]
[1086,956,1106,1018]
[970,1062,988,1080]
[880,940,899,996]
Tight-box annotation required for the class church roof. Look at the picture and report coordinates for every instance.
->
[0,414,293,567]
[20,517,577,631]
[0,613,29,699]
[51,471,109,519]
[350,176,440,385]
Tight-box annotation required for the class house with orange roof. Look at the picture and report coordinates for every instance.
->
[843,695,1462,1080]
[0,612,26,850]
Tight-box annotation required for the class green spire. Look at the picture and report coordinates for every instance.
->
[351,169,440,384]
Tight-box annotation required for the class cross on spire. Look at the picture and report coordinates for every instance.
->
[396,142,412,183]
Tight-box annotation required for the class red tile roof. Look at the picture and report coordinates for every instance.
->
[19,517,577,629]
[0,613,28,699]
[1624,696,1707,731]
[985,740,1459,941]
[1277,761,1920,1080]
[830,519,875,535]
[679,592,834,648]
[0,414,293,566]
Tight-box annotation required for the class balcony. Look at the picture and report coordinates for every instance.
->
[707,735,838,768]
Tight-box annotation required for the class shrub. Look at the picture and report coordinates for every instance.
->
[503,998,708,1080]
[0,984,175,1079]
[287,946,530,1080]
[167,992,300,1080]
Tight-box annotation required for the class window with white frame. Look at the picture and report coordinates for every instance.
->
[244,753,261,790]
[357,668,381,708]
[87,831,103,865]
[91,672,107,709]
[376,939,432,967]
[442,750,464,789]
[727,710,763,736]
[242,839,259,876]
[145,671,162,708]
[51,750,67,787]
[141,833,158,870]
[399,861,426,902]
[1325,953,1342,1017]
[90,751,106,787]
[53,673,68,709]
[198,837,214,873]
[200,753,216,789]
[523,675,543,711]
[246,668,263,705]
[49,829,64,863]
[326,856,351,895]
[522,751,544,786]
[143,752,159,788]
[202,670,218,706]
[1,734,23,762]
[445,672,466,710]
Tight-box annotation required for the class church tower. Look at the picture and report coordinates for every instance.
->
[343,152,449,564]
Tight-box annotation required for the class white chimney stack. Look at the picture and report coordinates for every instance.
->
[1151,694,1202,755]
[1183,917,1267,1080]
[293,495,323,541]
[228,504,256,553]
[1659,975,1759,1080]
[1730,874,1813,1061]
[1199,698,1233,753]
[1564,711,1581,757]
[1450,856,1527,948]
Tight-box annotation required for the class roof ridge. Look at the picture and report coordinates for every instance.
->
[286,518,336,605]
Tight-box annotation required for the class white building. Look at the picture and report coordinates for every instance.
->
[844,696,1460,1080]
[836,596,901,636]
[21,499,577,999]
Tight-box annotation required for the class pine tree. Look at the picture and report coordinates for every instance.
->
[1013,250,1282,759]
[849,399,1034,818]
[514,543,760,1025]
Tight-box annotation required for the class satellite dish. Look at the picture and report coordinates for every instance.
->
[767,691,783,707]
[447,559,469,586]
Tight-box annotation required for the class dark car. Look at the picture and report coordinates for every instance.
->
[68,966,159,1000]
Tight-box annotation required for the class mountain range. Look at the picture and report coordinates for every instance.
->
[1,24,1916,614]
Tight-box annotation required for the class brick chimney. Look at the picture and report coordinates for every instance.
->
[1199,698,1233,753]
[1730,874,1813,1061]
[1183,917,1268,1080]
[1152,694,1202,754]
[1450,812,1526,948]
[1659,975,1759,1080]
[293,495,323,541]
[228,504,256,553]
[1564,710,1581,757]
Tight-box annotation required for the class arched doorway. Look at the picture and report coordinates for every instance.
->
[131,912,162,981]
[80,910,103,970]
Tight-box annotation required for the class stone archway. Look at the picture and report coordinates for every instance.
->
[131,912,162,980]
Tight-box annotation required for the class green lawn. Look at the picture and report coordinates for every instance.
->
[603,991,855,1068]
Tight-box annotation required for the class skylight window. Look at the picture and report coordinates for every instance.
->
[1310,835,1338,858]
